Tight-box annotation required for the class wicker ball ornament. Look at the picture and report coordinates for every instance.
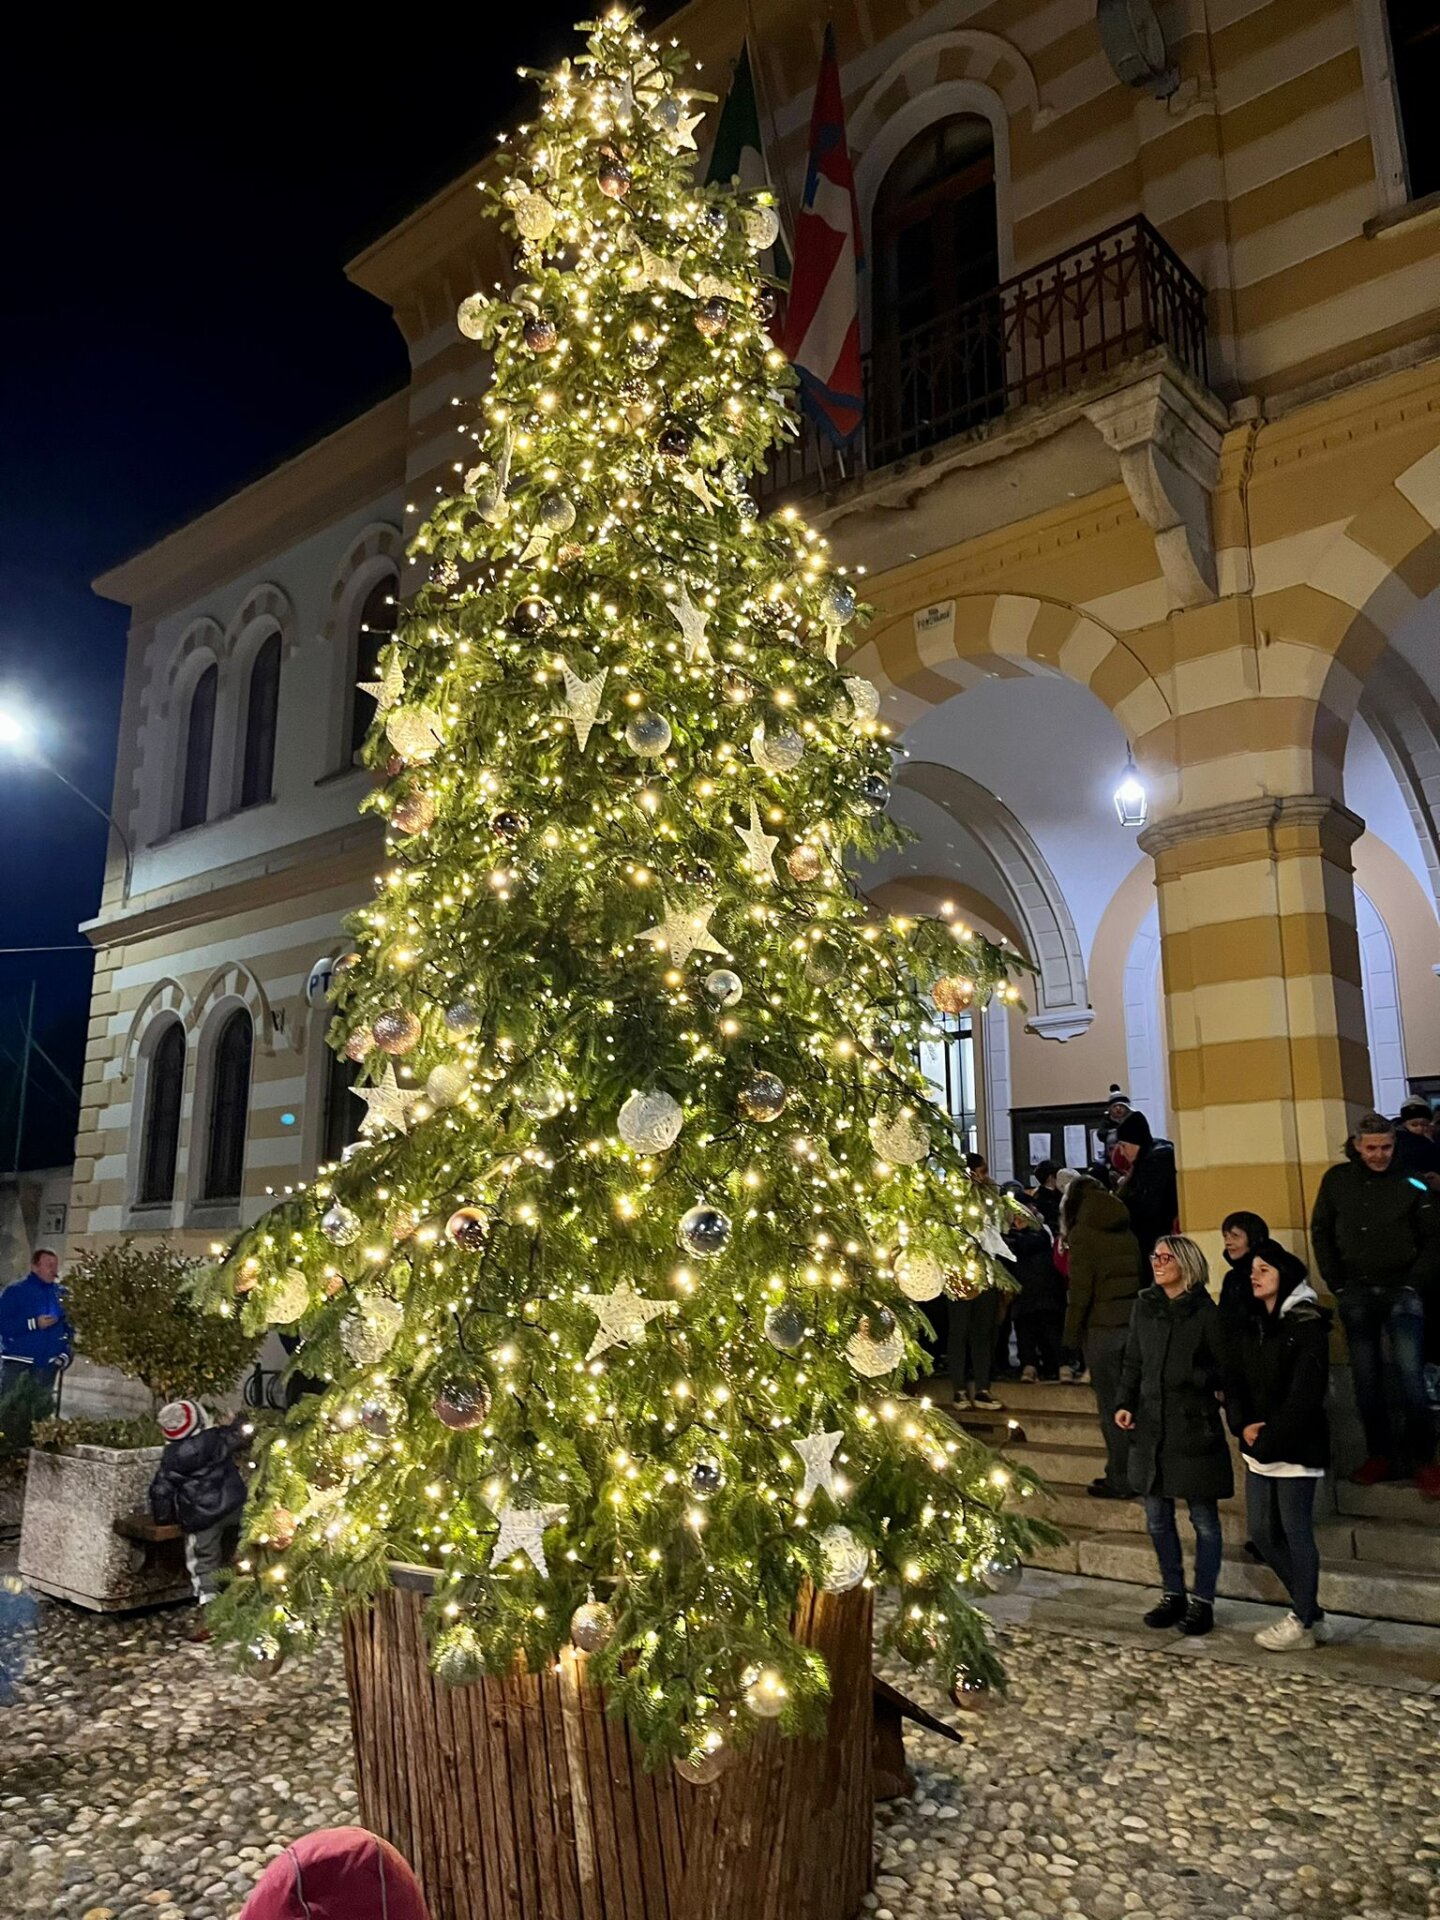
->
[341,1297,403,1365]
[372,1008,421,1055]
[425,1063,468,1109]
[869,1110,930,1165]
[618,1088,684,1153]
[743,204,782,252]
[269,1269,310,1324]
[818,1525,869,1593]
[846,1313,906,1378]
[457,293,488,339]
[895,1248,945,1302]
[513,192,556,241]
[385,705,444,764]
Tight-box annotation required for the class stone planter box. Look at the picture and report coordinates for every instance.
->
[19,1445,191,1612]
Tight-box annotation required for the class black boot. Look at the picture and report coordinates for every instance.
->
[1143,1591,1187,1629]
[1180,1598,1214,1637]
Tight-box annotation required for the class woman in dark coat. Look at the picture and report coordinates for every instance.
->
[1116,1235,1233,1635]
[1061,1176,1144,1499]
[1114,1110,1179,1259]
[1223,1238,1332,1651]
[1217,1210,1270,1328]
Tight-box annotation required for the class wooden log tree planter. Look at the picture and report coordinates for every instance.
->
[342,1571,874,1920]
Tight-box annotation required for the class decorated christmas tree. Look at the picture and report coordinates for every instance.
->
[206,10,1051,1767]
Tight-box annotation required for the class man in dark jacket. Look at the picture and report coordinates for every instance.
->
[1114,1112,1178,1260]
[1062,1176,1143,1498]
[1310,1111,1440,1495]
[149,1399,250,1613]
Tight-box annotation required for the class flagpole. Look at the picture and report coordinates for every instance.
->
[742,0,801,258]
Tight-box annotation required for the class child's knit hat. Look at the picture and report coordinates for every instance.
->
[158,1399,206,1441]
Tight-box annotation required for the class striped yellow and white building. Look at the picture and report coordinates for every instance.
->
[75,0,1440,1275]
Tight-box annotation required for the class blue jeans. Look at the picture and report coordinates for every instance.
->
[1142,1494,1223,1601]
[1337,1285,1432,1471]
[1245,1473,1322,1626]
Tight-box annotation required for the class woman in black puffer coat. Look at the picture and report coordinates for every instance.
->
[1116,1236,1233,1636]
[1223,1238,1332,1652]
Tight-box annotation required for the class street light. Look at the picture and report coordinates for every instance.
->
[0,701,134,900]
[1113,748,1148,829]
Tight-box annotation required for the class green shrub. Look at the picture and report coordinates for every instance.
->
[65,1240,261,1405]
[0,1372,55,1455]
[32,1413,164,1453]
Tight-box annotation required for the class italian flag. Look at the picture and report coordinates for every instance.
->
[705,39,792,285]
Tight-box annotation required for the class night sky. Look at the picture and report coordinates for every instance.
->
[0,8,610,1168]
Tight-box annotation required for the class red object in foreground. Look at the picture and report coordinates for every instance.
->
[241,1826,431,1920]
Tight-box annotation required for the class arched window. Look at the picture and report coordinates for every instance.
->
[138,1020,185,1206]
[202,1009,252,1202]
[321,1044,363,1166]
[350,575,399,760]
[240,630,282,808]
[179,662,218,830]
[870,116,1000,461]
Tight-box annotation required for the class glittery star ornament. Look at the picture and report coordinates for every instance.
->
[580,1281,678,1361]
[385,705,445,764]
[560,659,609,751]
[358,654,405,714]
[353,1064,421,1136]
[630,235,696,296]
[794,1429,843,1504]
[490,1500,568,1577]
[733,799,780,883]
[643,898,725,970]
[668,583,711,662]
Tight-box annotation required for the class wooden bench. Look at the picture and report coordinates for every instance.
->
[113,1510,183,1544]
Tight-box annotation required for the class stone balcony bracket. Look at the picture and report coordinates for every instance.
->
[1024,1007,1097,1043]
[1083,367,1227,611]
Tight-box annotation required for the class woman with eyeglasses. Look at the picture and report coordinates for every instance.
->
[1115,1235,1233,1635]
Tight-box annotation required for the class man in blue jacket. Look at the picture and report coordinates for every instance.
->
[0,1249,71,1400]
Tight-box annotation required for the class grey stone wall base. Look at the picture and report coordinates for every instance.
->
[19,1445,193,1613]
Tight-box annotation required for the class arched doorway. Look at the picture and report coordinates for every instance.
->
[870,114,1000,461]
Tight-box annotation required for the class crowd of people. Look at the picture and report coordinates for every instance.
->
[932,1092,1440,1652]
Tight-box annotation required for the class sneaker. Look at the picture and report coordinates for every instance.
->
[1058,1365,1075,1384]
[970,1391,1003,1413]
[1349,1455,1395,1486]
[1179,1598,1214,1637]
[951,1390,972,1412]
[1254,1610,1314,1651]
[1143,1592,1187,1629]
[1414,1463,1440,1500]
[1077,1368,1092,1385]
[1020,1366,1038,1384]
[1087,1479,1132,1500]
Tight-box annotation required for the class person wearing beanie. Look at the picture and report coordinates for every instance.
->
[1223,1239,1333,1651]
[149,1399,250,1626]
[1311,1110,1440,1495]
[240,1827,431,1920]
[1092,1087,1132,1179]
[1392,1096,1440,1188]
[1113,1110,1179,1263]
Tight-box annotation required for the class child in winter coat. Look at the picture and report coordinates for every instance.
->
[1223,1238,1333,1651]
[148,1399,249,1618]
[1004,1220,1067,1381]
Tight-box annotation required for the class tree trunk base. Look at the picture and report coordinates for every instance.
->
[342,1578,874,1920]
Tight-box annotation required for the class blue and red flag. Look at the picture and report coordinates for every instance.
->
[781,25,864,448]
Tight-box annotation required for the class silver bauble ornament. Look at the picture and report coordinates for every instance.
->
[742,1668,787,1719]
[358,1391,398,1439]
[269,1269,309,1324]
[425,1063,468,1109]
[320,1204,362,1248]
[570,1599,616,1653]
[673,1731,732,1786]
[511,594,556,636]
[750,722,805,772]
[476,485,509,527]
[950,1671,996,1712]
[625,711,672,757]
[764,1303,805,1352]
[820,579,857,626]
[819,1525,870,1594]
[743,204,782,252]
[372,1008,421,1055]
[694,297,729,338]
[343,1028,371,1062]
[446,1207,491,1252]
[689,1456,724,1497]
[977,1555,1023,1598]
[518,1080,565,1120]
[845,1315,906,1378]
[869,1111,930,1165]
[703,969,743,1009]
[434,1377,492,1431]
[618,1088,684,1153]
[738,1072,787,1123]
[444,999,481,1033]
[539,490,576,534]
[895,1249,945,1302]
[860,773,891,812]
[342,1296,403,1365]
[457,293,488,339]
[385,705,444,763]
[513,192,556,240]
[247,1633,286,1679]
[678,1204,732,1259]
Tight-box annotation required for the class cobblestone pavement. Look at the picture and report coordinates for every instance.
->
[0,1596,1435,1919]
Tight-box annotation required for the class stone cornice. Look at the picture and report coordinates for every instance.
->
[1139,795,1364,857]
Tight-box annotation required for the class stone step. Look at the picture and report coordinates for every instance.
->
[1062,1533,1440,1628]
[1334,1478,1440,1526]
[960,1406,1109,1448]
[1031,1480,1262,1545]
[980,1378,1100,1415]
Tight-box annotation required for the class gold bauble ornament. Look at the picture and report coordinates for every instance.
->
[391,788,435,836]
[786,844,823,884]
[267,1507,298,1551]
[931,975,975,1016]
[372,1008,421,1055]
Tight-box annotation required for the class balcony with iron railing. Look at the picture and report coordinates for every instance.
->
[763,215,1212,502]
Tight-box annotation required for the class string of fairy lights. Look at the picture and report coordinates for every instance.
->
[199,8,1054,1769]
